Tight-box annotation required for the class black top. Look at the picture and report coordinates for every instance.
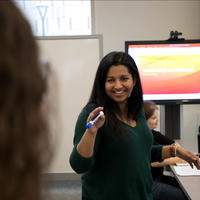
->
[151,130,175,179]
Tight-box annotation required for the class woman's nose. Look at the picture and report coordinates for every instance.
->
[114,80,123,89]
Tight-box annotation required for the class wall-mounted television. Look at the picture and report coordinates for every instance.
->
[125,39,200,104]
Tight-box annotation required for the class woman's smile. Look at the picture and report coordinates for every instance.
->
[111,89,128,98]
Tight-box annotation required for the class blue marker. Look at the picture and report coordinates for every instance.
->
[85,111,104,129]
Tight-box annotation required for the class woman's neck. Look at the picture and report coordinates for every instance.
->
[116,102,130,122]
[116,102,136,127]
[118,102,127,117]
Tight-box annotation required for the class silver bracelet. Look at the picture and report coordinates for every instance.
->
[174,143,180,157]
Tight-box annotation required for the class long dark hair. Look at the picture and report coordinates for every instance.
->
[87,51,143,136]
[0,1,51,200]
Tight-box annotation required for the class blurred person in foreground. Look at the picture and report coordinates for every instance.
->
[0,1,51,200]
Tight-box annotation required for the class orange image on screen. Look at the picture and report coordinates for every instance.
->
[137,55,200,94]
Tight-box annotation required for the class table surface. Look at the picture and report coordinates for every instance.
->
[170,165,200,200]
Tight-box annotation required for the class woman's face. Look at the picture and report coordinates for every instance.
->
[147,109,159,130]
[105,65,136,106]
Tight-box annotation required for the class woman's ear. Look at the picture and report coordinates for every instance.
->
[133,76,137,87]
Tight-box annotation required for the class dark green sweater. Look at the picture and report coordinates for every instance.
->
[70,108,162,200]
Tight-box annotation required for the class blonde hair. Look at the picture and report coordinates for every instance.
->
[143,101,158,120]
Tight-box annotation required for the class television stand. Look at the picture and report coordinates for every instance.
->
[164,104,181,139]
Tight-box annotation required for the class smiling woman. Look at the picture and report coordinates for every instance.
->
[69,51,157,200]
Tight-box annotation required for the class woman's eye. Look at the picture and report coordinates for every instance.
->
[121,77,128,81]
[107,79,114,83]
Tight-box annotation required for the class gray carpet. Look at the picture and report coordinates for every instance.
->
[43,180,81,200]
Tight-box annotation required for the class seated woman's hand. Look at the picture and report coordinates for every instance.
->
[176,146,200,169]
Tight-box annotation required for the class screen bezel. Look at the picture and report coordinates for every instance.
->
[125,39,200,105]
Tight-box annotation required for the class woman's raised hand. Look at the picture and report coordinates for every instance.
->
[86,107,105,133]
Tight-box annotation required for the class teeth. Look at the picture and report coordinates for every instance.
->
[115,91,124,94]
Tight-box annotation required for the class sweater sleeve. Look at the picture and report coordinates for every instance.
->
[69,107,101,174]
[151,145,163,162]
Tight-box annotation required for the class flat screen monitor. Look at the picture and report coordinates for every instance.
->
[125,39,200,104]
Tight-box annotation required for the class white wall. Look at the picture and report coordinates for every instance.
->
[93,0,200,152]
[93,0,200,54]
[37,36,101,173]
[180,105,200,152]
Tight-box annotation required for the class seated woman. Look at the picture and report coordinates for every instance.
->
[143,101,188,200]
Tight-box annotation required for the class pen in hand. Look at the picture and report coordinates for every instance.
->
[85,111,104,129]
